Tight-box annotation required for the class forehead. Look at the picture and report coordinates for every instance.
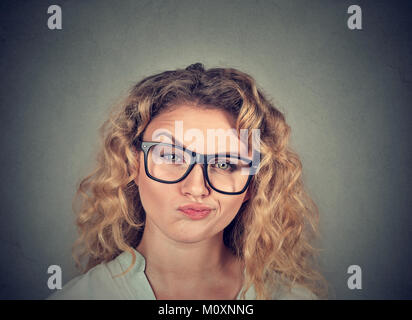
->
[145,104,235,130]
[143,104,249,155]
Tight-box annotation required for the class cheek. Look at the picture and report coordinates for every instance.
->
[219,196,246,222]
[135,157,168,212]
[137,173,171,215]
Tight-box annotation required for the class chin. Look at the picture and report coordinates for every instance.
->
[170,229,212,244]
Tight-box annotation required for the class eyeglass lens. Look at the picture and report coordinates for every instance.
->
[147,144,251,193]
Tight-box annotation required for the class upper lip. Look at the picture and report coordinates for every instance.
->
[178,203,214,211]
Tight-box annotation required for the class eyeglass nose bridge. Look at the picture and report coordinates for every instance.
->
[192,151,205,164]
[185,152,208,179]
[181,151,219,187]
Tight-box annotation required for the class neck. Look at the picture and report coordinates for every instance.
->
[136,219,235,280]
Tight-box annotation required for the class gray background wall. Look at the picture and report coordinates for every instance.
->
[0,0,411,299]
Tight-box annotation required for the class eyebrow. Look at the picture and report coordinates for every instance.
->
[151,130,252,160]
[152,131,185,147]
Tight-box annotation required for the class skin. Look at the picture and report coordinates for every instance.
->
[133,104,251,299]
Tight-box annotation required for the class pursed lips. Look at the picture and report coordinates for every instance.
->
[178,203,214,211]
[177,203,215,219]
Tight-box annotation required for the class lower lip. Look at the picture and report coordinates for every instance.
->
[179,209,212,220]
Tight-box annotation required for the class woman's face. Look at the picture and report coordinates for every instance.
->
[134,104,251,244]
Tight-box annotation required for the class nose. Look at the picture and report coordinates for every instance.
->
[180,164,210,198]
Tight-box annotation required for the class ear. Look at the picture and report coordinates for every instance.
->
[243,187,251,203]
[129,148,141,186]
[242,177,255,203]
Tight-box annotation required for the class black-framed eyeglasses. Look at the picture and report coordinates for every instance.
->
[134,139,258,195]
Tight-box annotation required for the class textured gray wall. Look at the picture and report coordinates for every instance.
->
[0,0,411,299]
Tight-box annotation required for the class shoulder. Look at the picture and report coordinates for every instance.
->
[46,254,134,300]
[272,283,319,300]
[239,280,318,300]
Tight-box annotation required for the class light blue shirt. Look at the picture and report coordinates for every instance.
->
[47,248,317,300]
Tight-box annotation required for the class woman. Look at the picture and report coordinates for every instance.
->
[48,63,327,300]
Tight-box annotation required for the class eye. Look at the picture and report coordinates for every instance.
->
[162,153,184,163]
[163,153,175,160]
[217,162,229,170]
[213,161,237,171]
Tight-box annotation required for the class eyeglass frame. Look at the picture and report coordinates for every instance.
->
[133,139,258,195]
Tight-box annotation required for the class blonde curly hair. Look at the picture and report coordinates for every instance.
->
[72,62,327,299]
